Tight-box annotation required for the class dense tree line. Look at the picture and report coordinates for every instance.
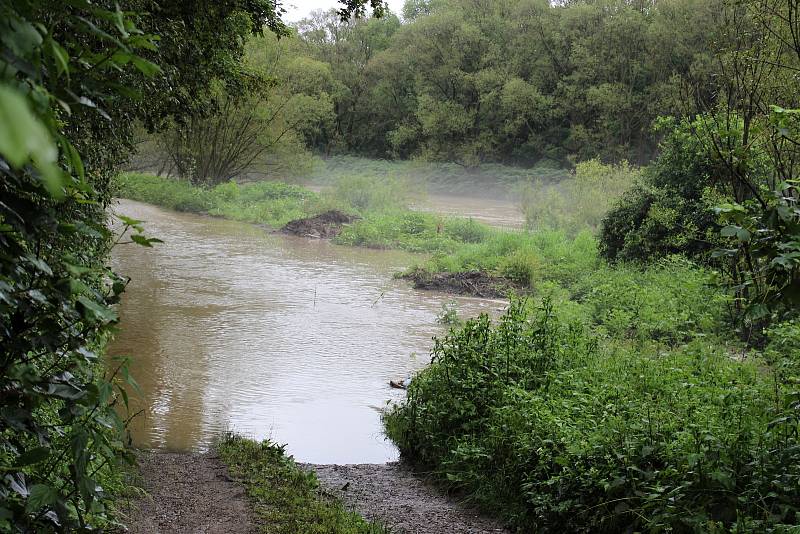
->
[281,0,725,166]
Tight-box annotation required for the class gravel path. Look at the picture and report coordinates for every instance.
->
[305,463,510,534]
[125,451,255,534]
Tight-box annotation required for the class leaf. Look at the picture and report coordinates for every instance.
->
[26,484,59,512]
[131,56,161,77]
[46,383,85,400]
[48,38,69,78]
[130,234,163,247]
[17,447,50,467]
[117,214,144,227]
[0,85,64,197]
[77,295,118,323]
[735,227,751,242]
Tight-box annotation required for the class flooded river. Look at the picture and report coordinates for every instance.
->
[109,199,501,463]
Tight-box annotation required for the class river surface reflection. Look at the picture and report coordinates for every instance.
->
[109,199,502,463]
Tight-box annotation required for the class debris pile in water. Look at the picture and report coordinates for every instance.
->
[282,210,359,239]
[401,268,524,298]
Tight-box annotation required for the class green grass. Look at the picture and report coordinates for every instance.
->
[217,435,386,534]
[116,172,325,228]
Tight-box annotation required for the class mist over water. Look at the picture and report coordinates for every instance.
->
[110,199,500,463]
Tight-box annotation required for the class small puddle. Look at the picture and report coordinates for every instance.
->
[109,199,503,463]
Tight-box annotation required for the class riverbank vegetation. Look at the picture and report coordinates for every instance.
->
[381,0,800,530]
[218,435,386,534]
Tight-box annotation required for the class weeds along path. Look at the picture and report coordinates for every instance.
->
[125,451,256,534]
[306,463,510,534]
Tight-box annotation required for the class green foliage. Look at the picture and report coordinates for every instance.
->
[420,229,599,289]
[519,160,639,235]
[217,434,387,534]
[0,2,159,529]
[0,0,289,529]
[288,0,721,165]
[436,300,461,326]
[600,118,726,265]
[384,301,799,532]
[578,257,728,343]
[116,172,320,228]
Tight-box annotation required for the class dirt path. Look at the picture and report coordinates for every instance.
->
[124,451,255,534]
[126,452,509,534]
[306,463,510,534]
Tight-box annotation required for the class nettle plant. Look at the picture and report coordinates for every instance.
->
[0,1,160,530]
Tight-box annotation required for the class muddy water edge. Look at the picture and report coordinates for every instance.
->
[109,198,502,464]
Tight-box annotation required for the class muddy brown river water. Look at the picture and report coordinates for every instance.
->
[109,199,503,463]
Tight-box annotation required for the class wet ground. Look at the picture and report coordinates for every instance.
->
[308,463,510,534]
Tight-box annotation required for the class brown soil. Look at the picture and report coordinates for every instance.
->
[401,268,523,299]
[305,463,510,534]
[123,451,255,534]
[282,210,359,239]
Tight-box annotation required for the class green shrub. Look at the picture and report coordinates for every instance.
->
[385,302,799,532]
[600,119,724,264]
[444,217,492,243]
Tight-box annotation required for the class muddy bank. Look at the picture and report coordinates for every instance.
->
[123,451,255,534]
[401,268,523,299]
[281,210,359,238]
[306,463,509,534]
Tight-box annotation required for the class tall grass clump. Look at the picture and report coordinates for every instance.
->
[384,301,800,532]
[328,173,415,213]
[518,160,639,235]
[335,211,495,253]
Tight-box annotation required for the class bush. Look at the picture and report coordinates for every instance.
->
[385,302,799,532]
[600,120,724,264]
